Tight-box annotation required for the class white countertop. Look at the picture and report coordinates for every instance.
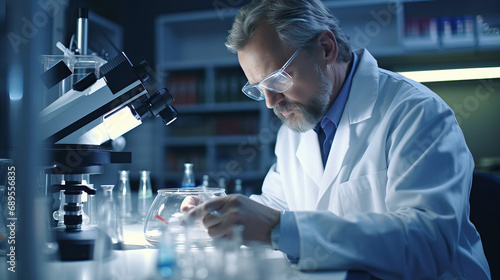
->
[43,223,349,280]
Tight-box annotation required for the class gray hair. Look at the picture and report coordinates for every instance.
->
[225,0,352,62]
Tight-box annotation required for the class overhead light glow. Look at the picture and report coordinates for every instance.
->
[398,67,500,83]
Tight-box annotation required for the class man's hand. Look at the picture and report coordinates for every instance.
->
[184,194,280,243]
[180,195,203,213]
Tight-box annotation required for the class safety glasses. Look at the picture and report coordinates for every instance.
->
[241,47,302,101]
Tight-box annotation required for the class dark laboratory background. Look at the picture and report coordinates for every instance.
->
[1,0,500,278]
[73,0,500,192]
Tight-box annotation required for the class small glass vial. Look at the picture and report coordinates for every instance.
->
[181,163,195,188]
[116,170,135,224]
[234,179,243,194]
[197,174,210,188]
[157,226,177,278]
[218,177,227,190]
[138,170,154,222]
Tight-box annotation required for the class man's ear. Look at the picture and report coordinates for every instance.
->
[317,30,338,64]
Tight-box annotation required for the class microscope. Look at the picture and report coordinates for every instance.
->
[39,9,177,260]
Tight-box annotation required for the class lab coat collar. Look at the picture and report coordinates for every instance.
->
[346,49,379,124]
[317,49,379,204]
[295,49,379,195]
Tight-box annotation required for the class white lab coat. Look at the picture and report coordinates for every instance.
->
[251,49,490,279]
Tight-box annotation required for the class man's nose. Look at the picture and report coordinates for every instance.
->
[263,89,284,109]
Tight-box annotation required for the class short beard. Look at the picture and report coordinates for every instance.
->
[274,63,333,133]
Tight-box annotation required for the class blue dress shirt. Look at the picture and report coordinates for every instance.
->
[279,52,360,260]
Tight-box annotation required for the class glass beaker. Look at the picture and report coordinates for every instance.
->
[137,170,154,222]
[181,163,195,188]
[144,187,226,248]
[98,185,123,247]
[116,170,135,224]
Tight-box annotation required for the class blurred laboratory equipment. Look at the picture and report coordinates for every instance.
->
[84,191,98,227]
[98,184,124,248]
[138,170,154,222]
[48,174,111,261]
[116,170,135,224]
[199,174,210,188]
[39,50,107,108]
[79,174,93,226]
[150,222,279,280]
[218,177,227,190]
[234,178,243,194]
[181,163,195,188]
[50,182,98,228]
[53,190,66,227]
[144,187,226,247]
[157,226,177,278]
[197,174,220,189]
[36,4,178,264]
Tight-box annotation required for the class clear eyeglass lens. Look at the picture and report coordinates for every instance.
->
[243,86,265,101]
[261,71,293,92]
[242,71,293,101]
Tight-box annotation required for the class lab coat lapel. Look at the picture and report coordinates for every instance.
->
[316,49,379,205]
[317,116,349,202]
[296,129,323,187]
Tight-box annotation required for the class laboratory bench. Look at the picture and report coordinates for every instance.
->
[10,223,372,280]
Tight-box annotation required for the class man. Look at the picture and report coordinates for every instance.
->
[186,0,491,278]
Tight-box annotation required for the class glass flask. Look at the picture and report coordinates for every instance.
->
[137,170,154,222]
[116,170,135,224]
[85,193,98,227]
[144,187,226,248]
[181,163,195,188]
[98,184,123,247]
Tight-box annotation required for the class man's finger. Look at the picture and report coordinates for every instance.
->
[180,195,202,213]
[203,196,228,212]
[181,196,228,226]
[181,199,217,226]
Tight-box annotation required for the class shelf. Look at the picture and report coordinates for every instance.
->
[158,58,239,71]
[156,9,238,67]
[165,135,262,146]
[175,102,264,114]
[152,0,499,192]
[156,0,500,70]
[399,0,500,57]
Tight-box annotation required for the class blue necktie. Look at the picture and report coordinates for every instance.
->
[314,124,327,167]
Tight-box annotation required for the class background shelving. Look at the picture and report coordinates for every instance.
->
[134,0,500,194]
